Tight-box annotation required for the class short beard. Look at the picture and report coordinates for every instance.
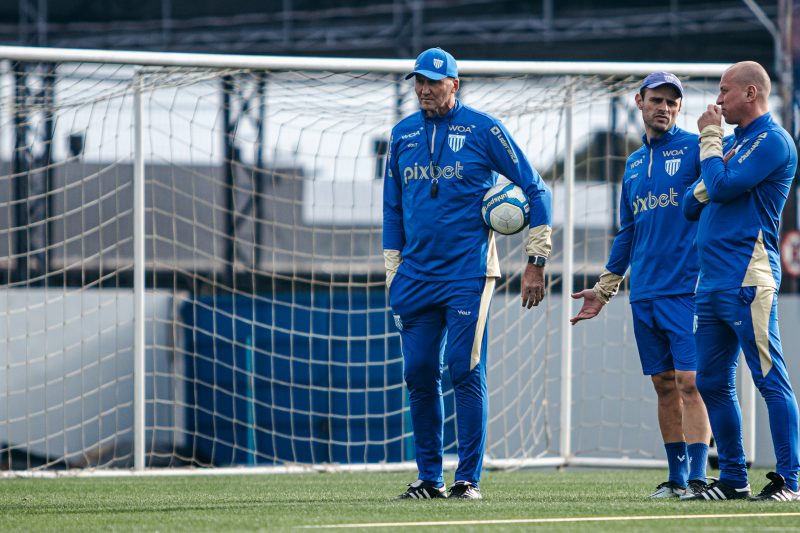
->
[647,121,670,135]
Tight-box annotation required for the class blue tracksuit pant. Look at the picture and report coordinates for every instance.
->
[389,273,494,486]
[694,286,800,490]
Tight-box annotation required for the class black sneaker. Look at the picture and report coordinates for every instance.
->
[681,480,751,501]
[749,472,800,502]
[397,480,446,500]
[448,480,482,500]
[679,479,709,500]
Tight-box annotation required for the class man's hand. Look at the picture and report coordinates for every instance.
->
[569,289,605,325]
[698,104,722,132]
[521,263,545,309]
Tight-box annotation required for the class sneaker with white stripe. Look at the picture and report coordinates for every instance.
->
[749,472,800,502]
[448,480,482,500]
[681,480,751,501]
[397,480,447,500]
[679,479,710,500]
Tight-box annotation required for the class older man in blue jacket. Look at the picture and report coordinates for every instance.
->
[383,47,552,500]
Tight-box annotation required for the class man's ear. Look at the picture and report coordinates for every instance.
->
[635,92,643,110]
[746,84,757,102]
[452,78,460,93]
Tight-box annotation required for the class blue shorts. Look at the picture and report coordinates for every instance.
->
[631,294,697,375]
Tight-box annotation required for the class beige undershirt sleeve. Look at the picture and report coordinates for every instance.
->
[384,249,402,289]
[699,125,724,161]
[692,179,709,204]
[592,268,625,305]
[525,224,552,258]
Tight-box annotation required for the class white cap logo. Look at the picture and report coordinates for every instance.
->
[433,58,443,69]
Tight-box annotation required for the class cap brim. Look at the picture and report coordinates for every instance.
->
[405,69,448,80]
[643,81,683,97]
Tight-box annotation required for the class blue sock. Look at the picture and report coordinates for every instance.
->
[687,442,709,482]
[664,441,688,487]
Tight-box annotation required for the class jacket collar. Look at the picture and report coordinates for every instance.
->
[734,112,773,139]
[641,124,679,148]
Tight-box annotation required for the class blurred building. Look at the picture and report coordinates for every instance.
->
[0,1,780,71]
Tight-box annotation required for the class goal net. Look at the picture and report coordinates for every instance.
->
[0,47,733,474]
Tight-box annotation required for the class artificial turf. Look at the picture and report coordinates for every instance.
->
[1,468,799,532]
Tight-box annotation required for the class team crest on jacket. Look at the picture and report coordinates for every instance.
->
[664,158,681,176]
[448,134,465,152]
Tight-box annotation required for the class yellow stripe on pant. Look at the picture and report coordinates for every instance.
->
[750,285,775,377]
[470,277,495,371]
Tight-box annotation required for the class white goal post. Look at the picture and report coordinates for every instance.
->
[0,45,756,477]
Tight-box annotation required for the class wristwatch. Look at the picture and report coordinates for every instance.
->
[527,255,547,267]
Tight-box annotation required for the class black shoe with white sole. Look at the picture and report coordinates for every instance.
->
[680,480,751,501]
[448,480,482,500]
[679,479,709,500]
[397,480,447,500]
[749,472,800,502]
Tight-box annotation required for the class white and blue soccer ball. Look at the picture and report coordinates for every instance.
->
[481,182,530,235]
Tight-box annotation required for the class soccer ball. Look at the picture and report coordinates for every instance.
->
[481,182,530,235]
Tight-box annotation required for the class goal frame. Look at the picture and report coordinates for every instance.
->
[0,44,748,476]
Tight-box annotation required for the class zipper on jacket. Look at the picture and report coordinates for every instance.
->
[430,123,439,197]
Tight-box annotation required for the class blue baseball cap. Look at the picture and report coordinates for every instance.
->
[405,48,458,80]
[640,71,684,98]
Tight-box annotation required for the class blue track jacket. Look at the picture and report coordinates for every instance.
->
[605,126,701,302]
[383,100,552,281]
[682,113,797,292]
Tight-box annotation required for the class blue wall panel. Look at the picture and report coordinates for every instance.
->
[181,288,455,466]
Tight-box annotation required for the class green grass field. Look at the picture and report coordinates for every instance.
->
[2,468,800,532]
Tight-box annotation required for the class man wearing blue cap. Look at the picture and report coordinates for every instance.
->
[571,72,711,499]
[383,47,552,500]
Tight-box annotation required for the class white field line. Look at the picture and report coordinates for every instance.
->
[298,512,800,529]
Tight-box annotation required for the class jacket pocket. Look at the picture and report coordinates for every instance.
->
[737,286,757,305]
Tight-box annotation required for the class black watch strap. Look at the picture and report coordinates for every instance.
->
[527,255,547,267]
